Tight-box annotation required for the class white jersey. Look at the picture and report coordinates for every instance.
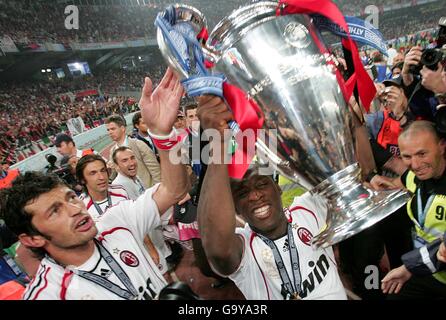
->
[79,185,130,220]
[112,173,172,273]
[227,193,347,300]
[23,185,167,300]
[81,183,170,274]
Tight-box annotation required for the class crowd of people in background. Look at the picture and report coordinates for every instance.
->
[0,66,165,164]
[374,1,444,41]
[0,0,247,45]
[0,0,444,47]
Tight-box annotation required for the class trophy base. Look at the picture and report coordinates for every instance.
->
[310,163,412,249]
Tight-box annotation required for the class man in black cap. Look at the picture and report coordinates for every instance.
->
[366,76,413,157]
[54,133,96,161]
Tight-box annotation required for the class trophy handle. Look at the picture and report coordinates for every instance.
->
[155,4,209,79]
[167,4,208,35]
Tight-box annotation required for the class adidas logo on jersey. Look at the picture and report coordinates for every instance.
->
[100,268,111,278]
[282,239,289,252]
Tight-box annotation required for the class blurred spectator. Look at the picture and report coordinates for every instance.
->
[0,0,248,45]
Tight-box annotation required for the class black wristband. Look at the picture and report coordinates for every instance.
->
[365,169,378,183]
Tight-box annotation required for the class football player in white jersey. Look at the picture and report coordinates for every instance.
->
[0,68,189,300]
[76,154,130,220]
[196,96,347,300]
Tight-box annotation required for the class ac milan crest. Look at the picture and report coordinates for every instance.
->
[297,227,313,246]
[120,250,139,267]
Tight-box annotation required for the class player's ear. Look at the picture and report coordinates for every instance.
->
[18,233,46,250]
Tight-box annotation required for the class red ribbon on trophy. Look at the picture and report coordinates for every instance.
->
[223,82,264,179]
[277,0,376,112]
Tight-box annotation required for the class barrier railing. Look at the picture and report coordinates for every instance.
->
[11,112,136,173]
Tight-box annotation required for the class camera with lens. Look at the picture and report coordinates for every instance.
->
[409,47,446,75]
[44,154,76,185]
[410,17,446,75]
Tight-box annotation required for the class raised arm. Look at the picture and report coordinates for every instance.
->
[139,68,190,214]
[196,95,244,276]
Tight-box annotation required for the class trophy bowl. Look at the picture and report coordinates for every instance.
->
[205,1,411,248]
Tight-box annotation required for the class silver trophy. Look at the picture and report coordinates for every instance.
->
[202,1,411,247]
[155,2,411,248]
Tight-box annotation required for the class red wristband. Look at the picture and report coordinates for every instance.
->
[149,129,181,150]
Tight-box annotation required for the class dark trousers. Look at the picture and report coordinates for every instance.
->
[387,275,446,300]
[338,206,413,300]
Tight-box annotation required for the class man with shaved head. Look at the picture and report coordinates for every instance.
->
[372,121,446,299]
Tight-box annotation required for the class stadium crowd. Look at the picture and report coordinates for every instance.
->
[374,0,445,41]
[0,0,247,45]
[0,0,444,47]
[0,66,165,164]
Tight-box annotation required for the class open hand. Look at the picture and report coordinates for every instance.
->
[139,68,185,136]
[382,265,412,295]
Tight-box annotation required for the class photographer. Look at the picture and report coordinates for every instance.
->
[401,17,446,122]
[44,154,82,195]
[54,133,95,160]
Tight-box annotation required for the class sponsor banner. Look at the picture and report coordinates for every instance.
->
[147,38,157,46]
[44,42,66,52]
[126,39,147,47]
[71,41,128,51]
[99,41,127,49]
[0,36,19,53]
[16,42,46,52]
[71,42,103,51]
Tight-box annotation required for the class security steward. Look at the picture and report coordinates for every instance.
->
[371,120,446,298]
